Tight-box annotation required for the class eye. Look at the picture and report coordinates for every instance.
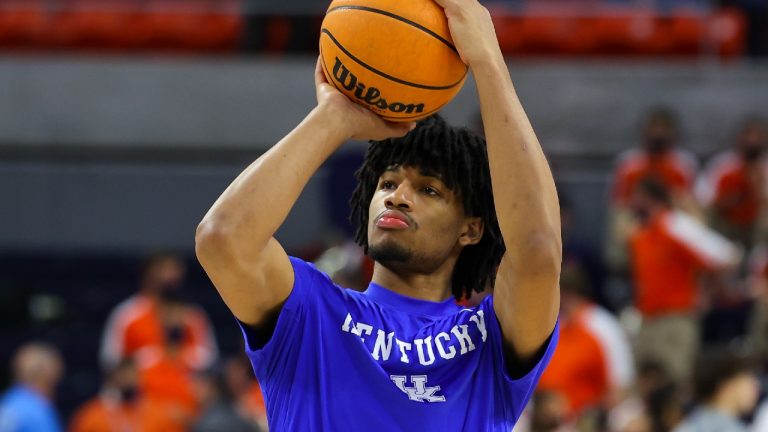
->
[380,180,396,190]
[422,186,440,197]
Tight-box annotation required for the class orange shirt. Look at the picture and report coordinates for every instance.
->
[612,149,697,204]
[538,304,634,415]
[697,152,766,226]
[68,394,180,432]
[630,210,737,316]
[137,349,198,420]
[100,294,217,371]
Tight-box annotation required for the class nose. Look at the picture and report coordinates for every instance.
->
[385,182,413,210]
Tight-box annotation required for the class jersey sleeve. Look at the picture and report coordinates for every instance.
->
[236,256,333,380]
[662,210,741,270]
[480,296,560,419]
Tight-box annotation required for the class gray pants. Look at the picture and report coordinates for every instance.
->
[635,313,700,384]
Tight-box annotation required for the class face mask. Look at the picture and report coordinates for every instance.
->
[645,137,671,154]
[165,325,186,345]
[742,146,764,162]
[119,386,139,404]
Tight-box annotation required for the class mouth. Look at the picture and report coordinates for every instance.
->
[375,210,411,230]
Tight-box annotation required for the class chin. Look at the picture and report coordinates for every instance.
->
[368,239,412,264]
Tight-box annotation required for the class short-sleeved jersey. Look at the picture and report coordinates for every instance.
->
[630,210,739,316]
[239,257,558,432]
[611,148,698,205]
[538,304,634,415]
[696,151,768,226]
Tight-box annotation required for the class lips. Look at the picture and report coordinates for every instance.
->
[375,210,410,230]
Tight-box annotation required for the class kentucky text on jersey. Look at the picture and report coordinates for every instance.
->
[239,257,559,431]
[341,310,487,365]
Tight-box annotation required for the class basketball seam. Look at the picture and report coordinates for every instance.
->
[326,5,460,55]
[321,44,448,120]
[321,29,467,91]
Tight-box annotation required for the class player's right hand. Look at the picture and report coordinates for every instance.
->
[313,56,415,141]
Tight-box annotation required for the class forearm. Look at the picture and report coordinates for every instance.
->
[473,58,561,267]
[474,56,561,355]
[198,107,349,249]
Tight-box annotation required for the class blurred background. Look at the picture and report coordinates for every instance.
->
[0,0,767,431]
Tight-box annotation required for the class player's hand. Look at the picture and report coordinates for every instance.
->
[433,0,503,69]
[313,57,415,141]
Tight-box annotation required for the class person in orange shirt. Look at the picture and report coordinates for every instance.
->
[627,179,740,383]
[538,261,635,417]
[612,108,699,206]
[607,108,700,271]
[222,354,268,430]
[696,117,768,249]
[69,358,180,432]
[99,252,218,372]
[134,294,204,429]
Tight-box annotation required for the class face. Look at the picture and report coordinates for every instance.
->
[367,165,483,273]
[737,122,767,161]
[643,118,676,154]
[725,372,760,414]
[144,257,186,294]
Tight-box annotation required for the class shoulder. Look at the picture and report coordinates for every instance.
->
[107,295,151,323]
[613,148,645,173]
[702,151,740,178]
[669,148,699,172]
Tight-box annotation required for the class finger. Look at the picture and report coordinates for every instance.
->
[314,56,327,87]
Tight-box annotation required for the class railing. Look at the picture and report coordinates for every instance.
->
[0,0,747,58]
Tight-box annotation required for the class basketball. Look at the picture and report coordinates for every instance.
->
[319,0,468,122]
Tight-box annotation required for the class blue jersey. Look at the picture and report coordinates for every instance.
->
[239,257,558,431]
[0,385,62,432]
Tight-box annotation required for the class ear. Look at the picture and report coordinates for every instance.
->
[459,217,484,247]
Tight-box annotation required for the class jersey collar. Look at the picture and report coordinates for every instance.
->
[364,283,460,316]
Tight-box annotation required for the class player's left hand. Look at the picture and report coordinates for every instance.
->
[433,0,503,69]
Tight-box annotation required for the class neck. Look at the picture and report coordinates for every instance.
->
[370,260,456,302]
[22,381,53,401]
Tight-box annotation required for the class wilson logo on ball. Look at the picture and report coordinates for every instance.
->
[332,58,425,115]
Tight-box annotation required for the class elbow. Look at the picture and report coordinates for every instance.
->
[195,218,232,264]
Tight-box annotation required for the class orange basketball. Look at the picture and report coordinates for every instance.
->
[319,0,467,122]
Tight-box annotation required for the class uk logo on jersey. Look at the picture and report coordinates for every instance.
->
[390,375,446,403]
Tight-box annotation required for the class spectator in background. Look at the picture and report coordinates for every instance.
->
[538,260,635,417]
[99,251,218,372]
[222,355,268,431]
[672,351,759,432]
[192,367,261,432]
[69,358,177,432]
[607,107,700,271]
[697,117,768,251]
[627,179,741,384]
[746,243,768,363]
[0,342,64,432]
[136,294,202,430]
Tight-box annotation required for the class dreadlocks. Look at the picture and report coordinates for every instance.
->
[349,115,506,300]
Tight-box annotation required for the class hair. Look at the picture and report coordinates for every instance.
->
[692,350,754,403]
[643,106,679,132]
[737,115,767,136]
[349,115,505,300]
[139,250,183,278]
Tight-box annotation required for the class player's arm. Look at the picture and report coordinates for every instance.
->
[195,61,413,327]
[435,0,560,362]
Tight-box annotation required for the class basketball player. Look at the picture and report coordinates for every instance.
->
[195,0,561,429]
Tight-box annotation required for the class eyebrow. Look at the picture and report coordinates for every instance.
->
[383,165,445,182]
